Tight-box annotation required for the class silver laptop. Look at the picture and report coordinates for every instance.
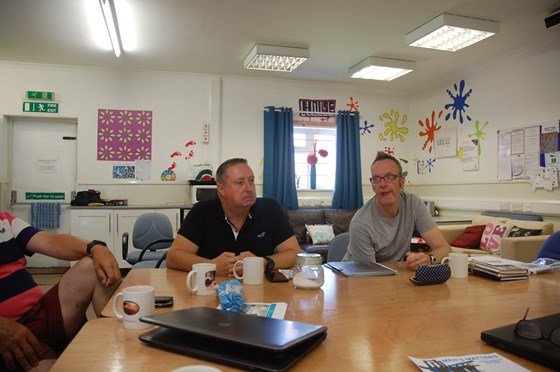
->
[139,307,327,371]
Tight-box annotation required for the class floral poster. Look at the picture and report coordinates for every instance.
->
[97,109,153,161]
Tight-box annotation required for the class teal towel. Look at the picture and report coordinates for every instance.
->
[31,202,61,229]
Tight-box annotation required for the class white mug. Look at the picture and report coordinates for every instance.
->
[233,257,264,285]
[186,263,217,295]
[442,252,469,278]
[112,285,155,329]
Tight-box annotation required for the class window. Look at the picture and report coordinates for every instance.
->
[293,126,336,190]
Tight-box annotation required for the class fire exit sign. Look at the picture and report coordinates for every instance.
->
[26,91,55,100]
[23,102,59,113]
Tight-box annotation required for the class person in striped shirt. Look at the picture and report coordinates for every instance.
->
[0,212,121,371]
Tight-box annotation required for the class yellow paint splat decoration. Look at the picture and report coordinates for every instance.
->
[378,109,408,142]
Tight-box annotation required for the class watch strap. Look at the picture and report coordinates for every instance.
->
[264,256,275,273]
[427,253,436,265]
[87,240,107,257]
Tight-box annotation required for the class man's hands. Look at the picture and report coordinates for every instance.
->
[0,317,41,371]
[212,251,257,276]
[90,245,121,287]
[405,252,431,270]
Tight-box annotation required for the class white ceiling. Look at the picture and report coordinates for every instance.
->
[1,0,559,95]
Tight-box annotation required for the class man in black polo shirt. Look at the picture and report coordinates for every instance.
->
[167,158,300,276]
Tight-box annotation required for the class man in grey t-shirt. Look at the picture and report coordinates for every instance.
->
[344,152,450,270]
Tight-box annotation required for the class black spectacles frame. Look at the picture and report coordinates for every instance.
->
[513,307,560,346]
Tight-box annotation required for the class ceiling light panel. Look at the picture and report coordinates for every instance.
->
[244,45,309,72]
[406,14,499,52]
[349,57,415,81]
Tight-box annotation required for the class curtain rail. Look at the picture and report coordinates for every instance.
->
[263,108,358,116]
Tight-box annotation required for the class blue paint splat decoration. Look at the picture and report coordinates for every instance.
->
[444,80,472,124]
[360,120,375,135]
[427,158,436,172]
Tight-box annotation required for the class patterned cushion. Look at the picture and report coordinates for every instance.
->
[480,222,513,255]
[305,224,335,245]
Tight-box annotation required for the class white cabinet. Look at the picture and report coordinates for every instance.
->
[70,208,180,268]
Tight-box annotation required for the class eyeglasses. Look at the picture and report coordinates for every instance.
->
[513,307,560,346]
[369,174,401,184]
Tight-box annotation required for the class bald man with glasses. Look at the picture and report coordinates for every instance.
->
[344,151,450,270]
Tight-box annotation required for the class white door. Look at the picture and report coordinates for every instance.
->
[9,117,77,266]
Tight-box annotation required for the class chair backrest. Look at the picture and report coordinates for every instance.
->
[132,213,174,251]
[327,232,350,262]
[537,231,560,260]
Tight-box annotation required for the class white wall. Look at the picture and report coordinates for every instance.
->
[406,40,560,220]
[1,38,559,220]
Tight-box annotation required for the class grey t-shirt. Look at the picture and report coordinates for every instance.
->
[344,192,436,263]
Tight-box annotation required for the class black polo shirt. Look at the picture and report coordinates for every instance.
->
[178,197,294,259]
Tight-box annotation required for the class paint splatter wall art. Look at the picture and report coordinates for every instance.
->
[97,109,153,161]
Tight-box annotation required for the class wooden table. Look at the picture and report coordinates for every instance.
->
[52,264,560,371]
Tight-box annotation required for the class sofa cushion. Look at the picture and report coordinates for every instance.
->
[286,209,326,244]
[508,226,542,237]
[305,224,335,244]
[451,225,485,248]
[480,222,513,254]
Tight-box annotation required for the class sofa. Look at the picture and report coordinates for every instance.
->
[438,212,554,263]
[285,208,358,262]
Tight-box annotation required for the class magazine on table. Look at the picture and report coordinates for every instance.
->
[324,260,398,278]
[468,256,529,281]
[409,352,530,372]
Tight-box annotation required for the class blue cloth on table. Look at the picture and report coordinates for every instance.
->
[31,202,61,229]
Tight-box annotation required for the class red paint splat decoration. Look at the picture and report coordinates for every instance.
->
[185,140,196,147]
[419,110,443,153]
[170,151,182,158]
[168,161,176,170]
[346,97,359,112]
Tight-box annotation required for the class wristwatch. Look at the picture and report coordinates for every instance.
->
[427,253,436,265]
[87,240,107,257]
[264,256,275,273]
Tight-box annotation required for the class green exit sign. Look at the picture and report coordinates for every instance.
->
[26,91,55,100]
[23,102,59,113]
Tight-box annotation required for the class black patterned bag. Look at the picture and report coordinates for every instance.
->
[410,264,451,286]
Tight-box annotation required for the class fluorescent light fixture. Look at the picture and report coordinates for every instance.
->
[99,0,122,57]
[244,44,309,72]
[406,14,499,52]
[349,57,415,81]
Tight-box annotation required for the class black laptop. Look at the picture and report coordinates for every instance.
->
[139,307,327,372]
[481,312,560,369]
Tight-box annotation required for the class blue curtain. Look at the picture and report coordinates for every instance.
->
[263,106,299,210]
[332,110,363,209]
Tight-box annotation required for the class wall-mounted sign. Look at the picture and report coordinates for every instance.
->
[25,192,65,200]
[23,102,59,113]
[26,91,55,100]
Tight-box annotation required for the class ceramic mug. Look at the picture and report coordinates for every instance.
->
[233,257,265,285]
[112,285,155,329]
[186,263,217,295]
[442,252,469,278]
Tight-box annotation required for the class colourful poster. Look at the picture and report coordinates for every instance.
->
[97,109,153,161]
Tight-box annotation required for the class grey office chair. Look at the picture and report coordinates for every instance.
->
[327,232,350,262]
[122,213,174,265]
[131,251,168,269]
